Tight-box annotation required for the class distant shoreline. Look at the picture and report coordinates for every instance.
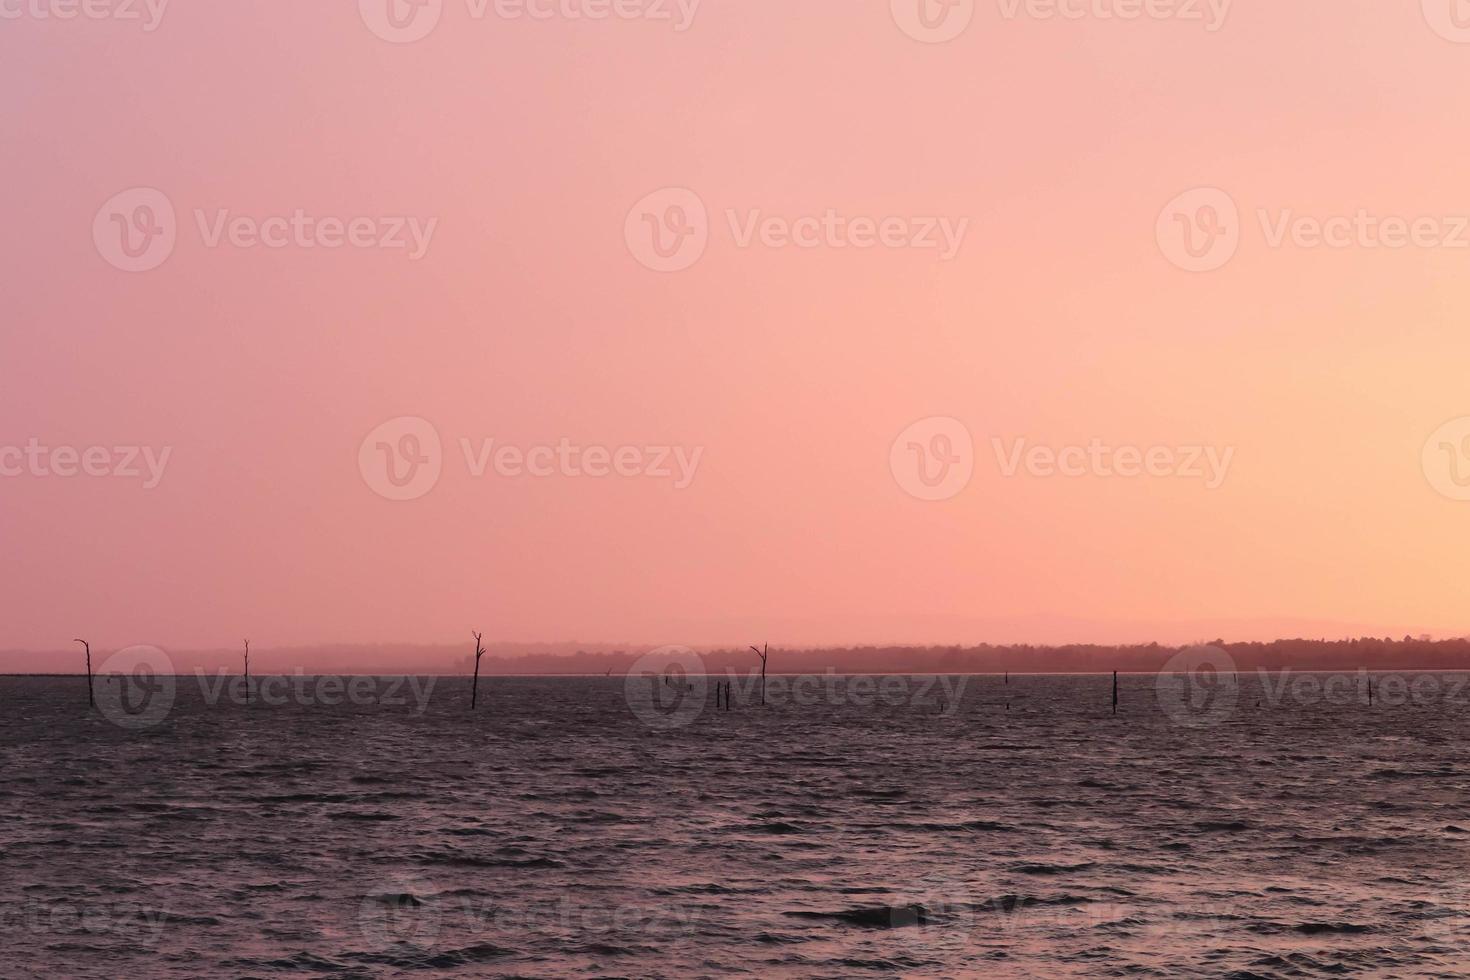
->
[9,667,1470,678]
[9,638,1470,677]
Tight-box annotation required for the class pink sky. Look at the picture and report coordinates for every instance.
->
[3,1,1470,658]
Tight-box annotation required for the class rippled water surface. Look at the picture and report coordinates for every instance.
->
[5,673,1470,977]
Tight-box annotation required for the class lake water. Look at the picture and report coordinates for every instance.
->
[4,670,1470,977]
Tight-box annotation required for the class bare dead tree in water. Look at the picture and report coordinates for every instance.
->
[1112,671,1118,715]
[243,639,251,704]
[749,643,769,706]
[75,639,93,707]
[471,632,486,710]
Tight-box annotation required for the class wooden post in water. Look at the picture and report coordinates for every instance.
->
[74,639,93,708]
[243,639,251,704]
[1112,671,1118,715]
[471,632,486,710]
[1367,670,1373,707]
[749,643,769,706]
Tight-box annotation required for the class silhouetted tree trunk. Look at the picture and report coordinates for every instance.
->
[749,643,769,706]
[75,639,93,708]
[471,632,486,710]
[243,638,250,705]
[1112,671,1118,714]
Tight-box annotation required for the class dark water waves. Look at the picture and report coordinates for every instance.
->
[4,673,1470,977]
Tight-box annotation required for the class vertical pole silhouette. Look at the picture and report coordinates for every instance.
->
[75,639,93,708]
[243,639,251,704]
[1367,671,1373,707]
[1112,671,1118,715]
[471,632,486,710]
[749,643,769,706]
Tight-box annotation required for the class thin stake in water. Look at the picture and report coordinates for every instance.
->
[75,638,93,708]
[749,642,769,706]
[471,631,486,710]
